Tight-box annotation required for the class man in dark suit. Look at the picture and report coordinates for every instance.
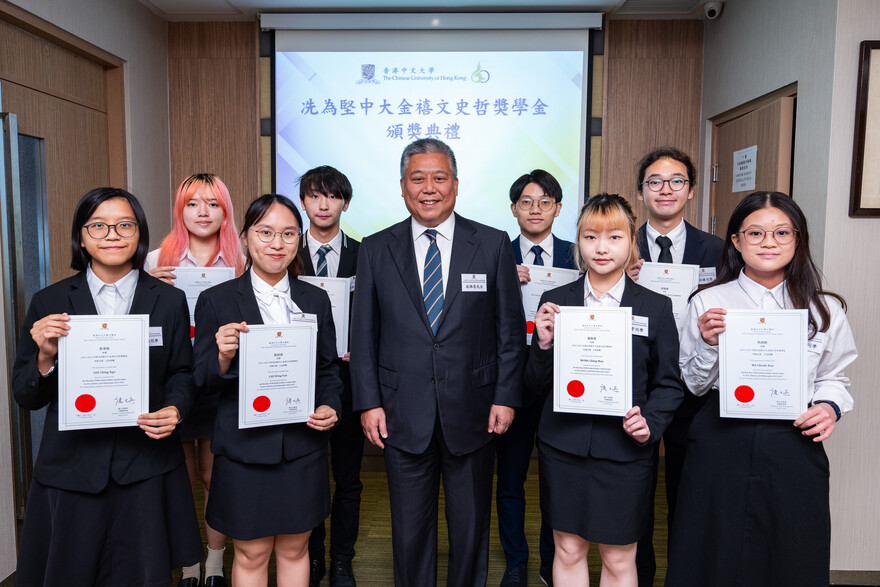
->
[298,166,363,587]
[350,138,527,587]
[630,147,723,587]
[500,169,578,586]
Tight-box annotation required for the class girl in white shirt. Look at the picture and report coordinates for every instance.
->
[667,191,857,587]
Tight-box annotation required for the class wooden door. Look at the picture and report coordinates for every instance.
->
[710,94,795,237]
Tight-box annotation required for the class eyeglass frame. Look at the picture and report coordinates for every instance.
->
[82,222,139,239]
[735,227,799,245]
[515,196,558,212]
[640,177,690,192]
[250,228,301,244]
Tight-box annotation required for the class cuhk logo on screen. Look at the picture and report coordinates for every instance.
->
[358,64,379,85]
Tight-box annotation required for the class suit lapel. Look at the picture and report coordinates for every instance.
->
[620,275,641,311]
[511,236,523,264]
[637,224,652,262]
[440,215,478,322]
[681,221,702,266]
[68,272,99,315]
[564,274,587,305]
[337,232,357,277]
[300,239,316,276]
[387,220,432,332]
[552,235,575,269]
[236,270,265,325]
[129,271,159,316]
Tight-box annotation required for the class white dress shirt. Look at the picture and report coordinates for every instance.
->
[306,229,343,278]
[412,214,455,290]
[646,219,687,264]
[519,233,555,266]
[679,270,857,414]
[250,271,302,324]
[583,271,626,308]
[144,247,230,270]
[86,266,139,315]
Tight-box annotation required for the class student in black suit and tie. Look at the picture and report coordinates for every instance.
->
[193,194,343,586]
[527,193,683,586]
[12,187,202,586]
[499,169,578,586]
[297,166,362,587]
[350,138,527,587]
[628,147,723,587]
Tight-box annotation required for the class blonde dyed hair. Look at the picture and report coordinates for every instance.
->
[573,192,641,273]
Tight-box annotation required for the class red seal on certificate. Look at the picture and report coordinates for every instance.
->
[567,380,585,398]
[526,321,535,334]
[75,394,96,413]
[253,395,271,412]
[734,385,755,403]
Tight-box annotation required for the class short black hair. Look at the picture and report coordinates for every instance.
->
[299,165,353,204]
[635,147,696,193]
[241,194,305,279]
[509,169,563,204]
[70,187,150,271]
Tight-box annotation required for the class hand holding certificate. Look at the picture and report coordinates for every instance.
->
[521,265,580,344]
[553,306,633,416]
[718,309,808,419]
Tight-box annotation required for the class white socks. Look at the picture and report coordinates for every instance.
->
[205,546,226,577]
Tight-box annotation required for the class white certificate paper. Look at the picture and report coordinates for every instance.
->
[719,309,808,420]
[58,315,150,430]
[520,265,580,345]
[637,262,699,332]
[298,276,351,357]
[174,266,235,330]
[238,323,317,428]
[553,306,632,416]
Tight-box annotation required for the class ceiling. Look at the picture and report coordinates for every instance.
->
[137,0,709,21]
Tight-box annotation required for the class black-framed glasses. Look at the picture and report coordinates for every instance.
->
[251,228,300,244]
[737,228,798,245]
[82,222,139,239]
[516,197,556,212]
[641,177,689,192]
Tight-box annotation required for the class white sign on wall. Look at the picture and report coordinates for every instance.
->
[733,145,757,192]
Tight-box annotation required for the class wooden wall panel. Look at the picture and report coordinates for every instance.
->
[168,21,260,229]
[600,20,704,229]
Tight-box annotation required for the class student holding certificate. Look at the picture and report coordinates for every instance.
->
[526,194,683,586]
[145,173,244,587]
[12,188,202,585]
[667,192,858,587]
[192,194,343,586]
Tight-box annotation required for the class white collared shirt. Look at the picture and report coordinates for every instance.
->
[412,214,455,290]
[519,233,555,266]
[250,270,302,324]
[583,271,626,308]
[646,219,687,264]
[679,270,857,414]
[144,247,229,270]
[86,266,139,315]
[306,229,344,278]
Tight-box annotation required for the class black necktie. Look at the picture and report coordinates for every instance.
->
[530,245,545,266]
[656,235,673,263]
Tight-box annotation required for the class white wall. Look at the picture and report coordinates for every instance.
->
[8,0,173,239]
[701,0,880,571]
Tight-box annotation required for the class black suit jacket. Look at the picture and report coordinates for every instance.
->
[12,270,194,494]
[192,270,343,464]
[637,221,723,268]
[526,275,683,461]
[350,213,527,456]
[511,234,578,269]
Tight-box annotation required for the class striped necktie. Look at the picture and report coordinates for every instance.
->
[316,244,332,277]
[423,229,444,334]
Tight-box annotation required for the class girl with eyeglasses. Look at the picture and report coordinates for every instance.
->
[12,188,202,585]
[145,174,245,587]
[667,192,858,586]
[192,194,342,586]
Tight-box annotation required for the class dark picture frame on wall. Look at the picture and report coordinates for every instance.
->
[850,40,880,217]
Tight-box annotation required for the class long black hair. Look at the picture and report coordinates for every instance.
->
[70,187,150,271]
[240,194,304,279]
[697,191,844,334]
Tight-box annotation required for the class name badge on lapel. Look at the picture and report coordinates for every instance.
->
[631,315,649,337]
[699,267,717,285]
[291,313,319,327]
[807,332,826,354]
[462,274,487,292]
[149,326,163,346]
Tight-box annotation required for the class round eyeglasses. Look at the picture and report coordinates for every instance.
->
[516,197,556,212]
[251,228,300,244]
[82,222,139,239]
[737,228,798,245]
[641,178,689,192]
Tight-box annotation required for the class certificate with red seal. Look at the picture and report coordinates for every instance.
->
[520,265,580,345]
[238,322,317,429]
[553,306,632,416]
[58,315,150,430]
[719,309,808,420]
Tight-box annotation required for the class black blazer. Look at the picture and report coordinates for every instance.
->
[350,214,527,456]
[511,234,578,270]
[300,231,359,404]
[637,221,724,268]
[12,271,194,494]
[192,270,343,464]
[526,274,683,462]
